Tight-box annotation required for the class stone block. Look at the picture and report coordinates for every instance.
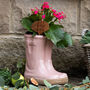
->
[0,0,11,34]
[80,0,90,34]
[10,0,78,35]
[52,43,87,76]
[0,36,25,71]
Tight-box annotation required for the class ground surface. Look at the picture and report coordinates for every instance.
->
[38,77,84,89]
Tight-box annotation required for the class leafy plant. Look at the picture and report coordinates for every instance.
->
[21,2,72,48]
[11,72,24,88]
[80,30,90,44]
[0,76,5,86]
[16,59,26,74]
[0,68,11,85]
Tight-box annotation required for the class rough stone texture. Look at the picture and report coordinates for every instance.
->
[52,43,87,76]
[10,0,78,35]
[80,0,90,34]
[0,36,25,71]
[0,0,10,34]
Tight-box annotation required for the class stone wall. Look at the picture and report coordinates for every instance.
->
[0,0,90,76]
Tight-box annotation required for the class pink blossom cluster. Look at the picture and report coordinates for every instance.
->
[30,2,66,21]
[42,2,49,10]
[31,7,39,15]
[53,11,66,20]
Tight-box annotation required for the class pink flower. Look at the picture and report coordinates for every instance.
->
[43,2,49,5]
[31,8,34,12]
[42,15,45,19]
[58,12,61,15]
[42,4,49,9]
[42,2,49,10]
[34,10,38,14]
[56,14,60,18]
[52,9,56,13]
[35,7,39,10]
[53,13,57,17]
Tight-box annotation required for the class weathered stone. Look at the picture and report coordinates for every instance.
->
[0,0,10,34]
[52,43,87,76]
[80,0,90,34]
[0,36,25,71]
[10,0,78,35]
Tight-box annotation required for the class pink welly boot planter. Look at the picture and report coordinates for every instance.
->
[24,34,68,85]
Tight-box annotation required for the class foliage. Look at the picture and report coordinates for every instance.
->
[0,61,90,90]
[0,76,90,90]
[0,68,11,85]
[80,30,90,44]
[16,59,26,74]
[0,76,5,86]
[11,72,25,88]
[21,2,72,48]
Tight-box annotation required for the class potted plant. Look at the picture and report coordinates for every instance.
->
[21,2,72,85]
[80,29,90,78]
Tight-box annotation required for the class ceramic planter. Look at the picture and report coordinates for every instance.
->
[24,34,68,85]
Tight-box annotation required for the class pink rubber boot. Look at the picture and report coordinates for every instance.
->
[44,39,68,84]
[24,34,68,85]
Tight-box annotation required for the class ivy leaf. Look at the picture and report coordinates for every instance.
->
[0,68,11,85]
[29,85,40,90]
[0,76,5,86]
[44,80,52,88]
[12,72,20,80]
[15,80,24,88]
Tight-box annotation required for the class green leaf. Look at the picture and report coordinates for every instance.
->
[12,72,20,80]
[82,76,90,84]
[44,9,53,22]
[56,32,72,48]
[29,14,42,22]
[32,31,37,37]
[22,86,27,90]
[50,85,59,90]
[21,17,33,32]
[15,80,24,88]
[80,30,90,44]
[45,24,72,48]
[45,24,65,45]
[64,33,73,46]
[64,84,73,89]
[0,76,5,86]
[44,80,52,88]
[0,68,11,85]
[29,85,40,90]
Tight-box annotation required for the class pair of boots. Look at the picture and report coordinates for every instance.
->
[24,35,68,85]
